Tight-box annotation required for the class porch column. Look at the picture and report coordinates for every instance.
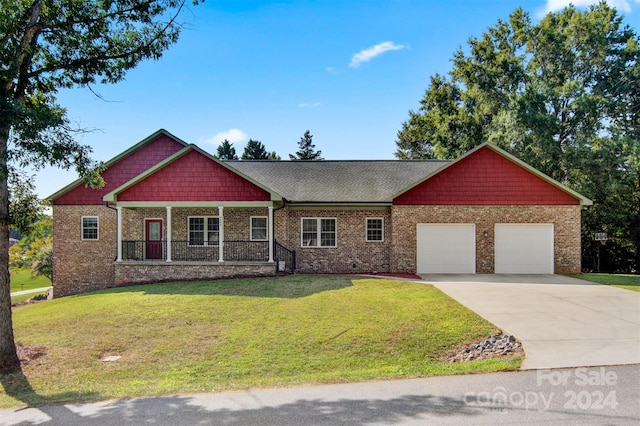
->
[116,206,122,262]
[218,206,224,262]
[166,206,172,262]
[268,206,274,262]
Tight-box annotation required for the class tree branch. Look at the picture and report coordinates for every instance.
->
[26,0,187,83]
[4,0,45,96]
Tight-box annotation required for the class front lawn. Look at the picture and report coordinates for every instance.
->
[572,273,640,292]
[1,275,520,408]
[10,268,51,293]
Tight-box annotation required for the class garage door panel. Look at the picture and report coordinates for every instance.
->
[417,224,475,274]
[495,224,553,274]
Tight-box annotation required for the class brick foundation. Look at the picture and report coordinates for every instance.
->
[114,262,275,285]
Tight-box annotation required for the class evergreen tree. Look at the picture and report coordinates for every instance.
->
[241,139,269,160]
[216,140,238,160]
[289,130,323,160]
[267,151,282,160]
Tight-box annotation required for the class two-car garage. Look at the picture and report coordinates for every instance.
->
[417,223,554,274]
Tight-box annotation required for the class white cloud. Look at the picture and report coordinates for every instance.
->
[298,102,322,108]
[537,0,639,16]
[202,128,249,146]
[349,41,407,68]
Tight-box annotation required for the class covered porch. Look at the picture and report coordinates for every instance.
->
[111,201,295,285]
[114,201,276,262]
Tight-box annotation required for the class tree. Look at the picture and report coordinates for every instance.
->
[241,139,268,160]
[289,130,323,160]
[216,139,238,160]
[241,140,280,160]
[9,215,52,270]
[266,151,281,160]
[0,0,198,373]
[395,3,639,272]
[31,245,52,282]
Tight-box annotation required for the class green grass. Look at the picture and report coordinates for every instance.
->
[1,275,521,408]
[10,292,48,304]
[571,273,640,292]
[10,268,51,293]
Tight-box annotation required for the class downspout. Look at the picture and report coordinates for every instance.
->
[272,198,287,243]
[105,202,118,261]
[272,199,288,266]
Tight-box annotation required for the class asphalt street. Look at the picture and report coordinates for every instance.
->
[1,364,638,425]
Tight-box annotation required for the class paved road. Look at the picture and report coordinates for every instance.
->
[1,365,637,425]
[423,274,640,370]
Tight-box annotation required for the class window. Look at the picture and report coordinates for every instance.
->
[301,218,336,247]
[251,216,268,241]
[366,218,384,242]
[81,216,99,240]
[188,217,219,246]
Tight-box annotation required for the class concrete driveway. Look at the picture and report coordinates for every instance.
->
[421,274,640,370]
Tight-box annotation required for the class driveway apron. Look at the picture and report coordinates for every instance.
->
[422,274,640,370]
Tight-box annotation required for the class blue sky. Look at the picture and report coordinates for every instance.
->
[39,0,640,198]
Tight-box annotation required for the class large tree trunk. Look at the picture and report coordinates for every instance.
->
[0,126,20,374]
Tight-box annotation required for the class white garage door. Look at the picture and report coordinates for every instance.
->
[417,224,475,273]
[495,224,554,274]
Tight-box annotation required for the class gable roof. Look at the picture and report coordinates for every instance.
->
[227,160,449,203]
[48,129,188,202]
[103,145,282,202]
[392,142,593,206]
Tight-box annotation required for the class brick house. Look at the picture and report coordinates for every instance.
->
[50,129,592,297]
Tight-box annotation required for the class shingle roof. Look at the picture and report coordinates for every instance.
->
[226,160,450,203]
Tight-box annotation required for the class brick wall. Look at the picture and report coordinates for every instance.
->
[274,206,391,273]
[53,205,117,296]
[54,202,582,295]
[391,205,582,274]
[114,262,275,285]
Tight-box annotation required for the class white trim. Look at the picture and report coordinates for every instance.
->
[81,216,99,241]
[113,201,274,208]
[187,216,220,247]
[250,216,268,241]
[166,207,172,262]
[268,206,274,263]
[365,217,384,242]
[300,217,337,248]
[287,203,391,210]
[218,207,224,262]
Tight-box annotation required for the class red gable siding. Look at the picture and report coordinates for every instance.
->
[117,150,270,202]
[54,134,185,205]
[394,146,579,205]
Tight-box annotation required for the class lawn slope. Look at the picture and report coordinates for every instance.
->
[572,273,640,292]
[1,275,520,408]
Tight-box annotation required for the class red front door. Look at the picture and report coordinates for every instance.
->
[145,219,163,260]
